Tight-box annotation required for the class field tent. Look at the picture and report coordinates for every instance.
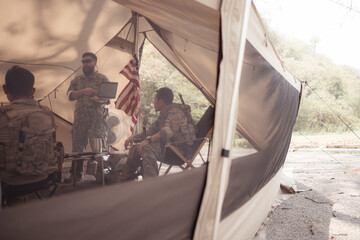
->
[0,0,301,239]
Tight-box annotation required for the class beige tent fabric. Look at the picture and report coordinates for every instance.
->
[0,0,134,152]
[114,0,219,51]
[146,29,218,102]
[0,0,131,101]
[219,169,282,239]
[194,0,253,239]
[0,167,208,240]
[0,0,302,239]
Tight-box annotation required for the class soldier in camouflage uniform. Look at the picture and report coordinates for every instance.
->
[121,87,196,181]
[0,66,58,185]
[67,52,110,180]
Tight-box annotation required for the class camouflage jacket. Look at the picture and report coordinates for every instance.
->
[147,103,196,146]
[67,72,109,124]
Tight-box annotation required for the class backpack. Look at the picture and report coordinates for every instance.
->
[3,106,58,176]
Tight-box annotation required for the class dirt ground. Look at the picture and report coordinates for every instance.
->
[255,150,360,240]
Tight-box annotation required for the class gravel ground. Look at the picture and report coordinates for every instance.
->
[255,150,360,240]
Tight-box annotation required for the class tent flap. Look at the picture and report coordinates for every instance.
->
[0,0,301,239]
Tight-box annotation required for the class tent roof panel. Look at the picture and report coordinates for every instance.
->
[114,0,219,51]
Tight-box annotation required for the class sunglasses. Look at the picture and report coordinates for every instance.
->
[81,59,93,64]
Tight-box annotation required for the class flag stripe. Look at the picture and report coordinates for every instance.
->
[115,56,140,132]
[115,83,135,109]
[122,65,138,79]
[119,87,139,115]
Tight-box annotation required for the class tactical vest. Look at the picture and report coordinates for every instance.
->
[0,104,58,176]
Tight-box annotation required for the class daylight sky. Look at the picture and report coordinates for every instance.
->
[253,0,360,71]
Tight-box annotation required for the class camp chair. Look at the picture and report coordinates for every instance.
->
[1,142,64,207]
[158,106,215,175]
[1,172,59,206]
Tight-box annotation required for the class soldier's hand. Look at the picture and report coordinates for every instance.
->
[92,96,108,103]
[137,140,147,154]
[81,88,98,96]
[124,135,135,149]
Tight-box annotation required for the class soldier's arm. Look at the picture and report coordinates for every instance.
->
[137,131,163,154]
[67,77,98,101]
[92,95,109,104]
[146,122,157,136]
[69,88,98,101]
[66,78,77,101]
[137,110,184,153]
[137,117,168,153]
[162,109,185,141]
[140,117,176,148]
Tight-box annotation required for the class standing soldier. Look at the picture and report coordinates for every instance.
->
[66,52,110,181]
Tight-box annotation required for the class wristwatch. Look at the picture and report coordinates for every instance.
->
[146,136,152,143]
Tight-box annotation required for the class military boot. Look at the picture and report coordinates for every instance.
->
[119,164,137,182]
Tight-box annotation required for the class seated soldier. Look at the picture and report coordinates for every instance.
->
[0,66,58,185]
[121,87,196,181]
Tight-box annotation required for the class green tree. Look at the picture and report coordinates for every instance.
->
[266,27,360,133]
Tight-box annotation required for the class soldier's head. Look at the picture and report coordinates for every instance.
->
[82,52,97,76]
[3,65,35,101]
[154,87,173,112]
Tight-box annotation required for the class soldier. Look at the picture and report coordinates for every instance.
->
[121,87,196,181]
[66,52,110,181]
[0,66,58,185]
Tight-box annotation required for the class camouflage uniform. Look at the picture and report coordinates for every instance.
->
[0,99,57,184]
[67,72,109,176]
[122,103,196,180]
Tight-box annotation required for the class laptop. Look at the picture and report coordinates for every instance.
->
[98,82,118,99]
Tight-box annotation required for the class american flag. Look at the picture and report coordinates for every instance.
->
[115,56,140,132]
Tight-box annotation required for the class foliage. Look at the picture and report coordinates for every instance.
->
[268,27,360,133]
[137,25,360,135]
[137,40,210,133]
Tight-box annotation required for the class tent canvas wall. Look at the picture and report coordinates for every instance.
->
[0,0,301,239]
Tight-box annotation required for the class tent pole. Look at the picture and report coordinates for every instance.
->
[133,12,140,134]
[193,0,252,239]
[134,12,139,59]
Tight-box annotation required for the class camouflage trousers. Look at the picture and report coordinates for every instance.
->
[121,143,162,181]
[70,119,107,176]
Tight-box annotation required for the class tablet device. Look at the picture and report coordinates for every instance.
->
[98,82,118,99]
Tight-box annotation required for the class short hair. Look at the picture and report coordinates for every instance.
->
[156,87,173,105]
[5,65,34,97]
[82,52,97,62]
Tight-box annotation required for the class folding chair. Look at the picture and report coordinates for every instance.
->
[1,172,59,206]
[1,141,64,207]
[158,106,215,175]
